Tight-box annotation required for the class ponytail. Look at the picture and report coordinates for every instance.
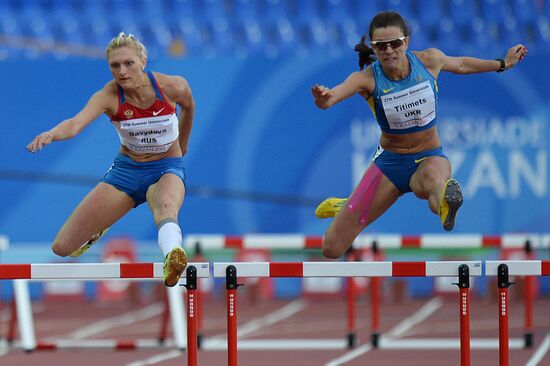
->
[354,35,376,70]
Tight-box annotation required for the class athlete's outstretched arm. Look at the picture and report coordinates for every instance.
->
[27,88,111,153]
[312,70,373,109]
[422,45,527,76]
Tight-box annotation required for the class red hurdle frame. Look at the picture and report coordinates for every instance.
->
[222,261,474,366]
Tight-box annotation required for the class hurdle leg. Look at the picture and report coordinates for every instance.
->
[197,285,203,349]
[498,264,511,366]
[185,266,198,366]
[370,241,381,348]
[158,290,170,344]
[346,277,356,348]
[524,275,534,347]
[370,240,382,348]
[7,297,17,344]
[456,264,470,366]
[167,281,186,350]
[13,279,36,352]
[370,277,380,348]
[524,240,534,348]
[226,265,239,366]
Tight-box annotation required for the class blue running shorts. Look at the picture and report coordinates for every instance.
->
[102,153,187,206]
[372,146,448,193]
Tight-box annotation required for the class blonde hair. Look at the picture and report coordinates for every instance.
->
[106,32,147,59]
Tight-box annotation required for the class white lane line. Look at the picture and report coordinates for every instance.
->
[46,302,164,340]
[380,338,524,349]
[324,298,442,366]
[202,338,348,350]
[209,299,308,340]
[324,344,373,366]
[526,332,550,366]
[237,299,308,338]
[385,298,443,338]
[125,350,182,366]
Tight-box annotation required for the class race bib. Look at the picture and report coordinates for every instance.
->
[115,114,179,153]
[380,81,436,130]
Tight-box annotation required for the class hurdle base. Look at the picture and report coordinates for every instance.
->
[524,333,533,348]
[372,332,380,348]
[346,333,356,348]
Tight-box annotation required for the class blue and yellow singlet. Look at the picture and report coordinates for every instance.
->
[368,51,439,134]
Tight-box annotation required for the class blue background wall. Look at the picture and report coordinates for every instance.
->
[1,52,549,243]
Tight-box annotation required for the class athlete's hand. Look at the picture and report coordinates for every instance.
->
[504,44,527,70]
[27,131,53,153]
[311,84,333,109]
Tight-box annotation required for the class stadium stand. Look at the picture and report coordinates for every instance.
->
[0,0,549,59]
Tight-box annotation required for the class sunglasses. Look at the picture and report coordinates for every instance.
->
[370,36,407,51]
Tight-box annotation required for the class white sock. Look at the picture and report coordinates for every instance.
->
[158,221,182,257]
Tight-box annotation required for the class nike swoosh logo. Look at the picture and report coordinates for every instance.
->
[414,157,428,164]
[383,87,395,93]
[152,107,165,116]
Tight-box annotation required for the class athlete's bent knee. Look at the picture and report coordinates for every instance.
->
[322,240,345,259]
[51,241,70,257]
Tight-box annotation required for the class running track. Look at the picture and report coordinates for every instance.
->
[2,292,550,365]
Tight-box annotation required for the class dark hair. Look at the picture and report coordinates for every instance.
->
[354,11,410,70]
[354,35,376,70]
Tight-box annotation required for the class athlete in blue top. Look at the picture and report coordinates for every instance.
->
[311,11,527,259]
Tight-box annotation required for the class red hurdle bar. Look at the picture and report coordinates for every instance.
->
[185,233,550,250]
[226,265,239,366]
[191,233,546,354]
[457,264,471,366]
[192,245,206,348]
[345,249,357,348]
[185,266,199,366]
[0,262,209,353]
[524,241,534,347]
[486,260,550,364]
[485,260,550,366]
[371,241,382,348]
[218,261,478,366]
[497,264,511,366]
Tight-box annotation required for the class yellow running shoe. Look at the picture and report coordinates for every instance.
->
[69,228,109,257]
[315,197,347,219]
[438,179,463,231]
[163,247,188,287]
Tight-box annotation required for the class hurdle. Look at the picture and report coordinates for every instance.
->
[188,233,548,348]
[486,260,550,366]
[0,262,209,366]
[213,261,482,366]
[184,233,550,250]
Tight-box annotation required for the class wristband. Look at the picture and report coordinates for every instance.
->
[495,58,505,73]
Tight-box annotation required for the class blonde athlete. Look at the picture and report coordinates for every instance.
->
[27,33,194,286]
[312,11,526,259]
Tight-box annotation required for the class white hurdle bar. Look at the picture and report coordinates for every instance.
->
[486,260,550,276]
[185,233,550,250]
[0,262,209,364]
[0,262,209,280]
[214,261,482,366]
[213,261,482,277]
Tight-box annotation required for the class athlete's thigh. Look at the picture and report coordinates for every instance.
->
[146,173,186,214]
[56,182,135,249]
[409,156,451,199]
[325,174,401,250]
